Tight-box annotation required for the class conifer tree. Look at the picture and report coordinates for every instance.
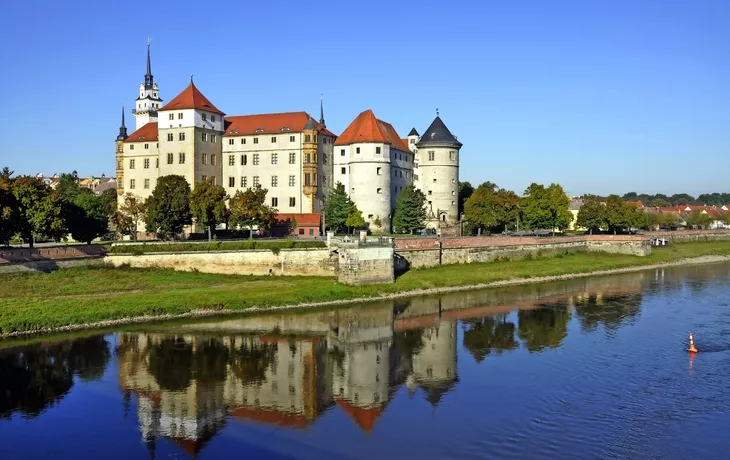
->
[392,185,427,234]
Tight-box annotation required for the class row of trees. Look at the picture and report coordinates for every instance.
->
[622,192,730,207]
[0,168,117,246]
[461,182,572,234]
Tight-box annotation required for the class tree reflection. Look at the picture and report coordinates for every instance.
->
[518,304,570,352]
[573,293,642,333]
[147,337,193,391]
[229,338,277,385]
[462,314,518,363]
[0,335,110,418]
[193,338,230,385]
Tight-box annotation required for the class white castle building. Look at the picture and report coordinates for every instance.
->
[116,44,462,232]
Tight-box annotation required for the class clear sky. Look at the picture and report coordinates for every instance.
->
[1,0,728,197]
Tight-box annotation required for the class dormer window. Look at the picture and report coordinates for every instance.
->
[255,128,264,133]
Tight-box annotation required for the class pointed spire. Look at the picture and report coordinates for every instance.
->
[144,38,154,89]
[319,94,326,127]
[117,105,128,141]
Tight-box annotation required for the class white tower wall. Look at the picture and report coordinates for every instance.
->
[347,142,392,232]
[417,145,459,226]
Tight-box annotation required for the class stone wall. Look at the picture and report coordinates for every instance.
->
[0,245,105,264]
[105,248,338,276]
[336,245,395,286]
[0,258,104,274]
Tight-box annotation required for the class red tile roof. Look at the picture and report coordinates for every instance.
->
[160,81,224,115]
[224,112,335,138]
[625,201,644,208]
[229,406,311,429]
[334,109,409,151]
[275,213,320,226]
[124,122,158,143]
[336,399,386,433]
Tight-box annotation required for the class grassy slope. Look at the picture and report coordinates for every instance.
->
[2,241,730,334]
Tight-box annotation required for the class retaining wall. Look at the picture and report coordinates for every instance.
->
[0,245,104,264]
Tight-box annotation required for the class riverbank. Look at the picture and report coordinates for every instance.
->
[3,240,730,338]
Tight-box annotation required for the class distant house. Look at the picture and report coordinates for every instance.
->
[568,197,584,230]
[271,213,321,238]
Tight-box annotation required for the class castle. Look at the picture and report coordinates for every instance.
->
[116,44,462,232]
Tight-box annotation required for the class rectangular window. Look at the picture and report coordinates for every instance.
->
[288,175,295,187]
[117,159,122,169]
[309,229,314,236]
[211,154,216,165]
[167,133,173,141]
[253,176,259,186]
[376,147,381,154]
[377,188,382,194]
[241,176,247,187]
[304,173,311,186]
[305,153,311,164]
[201,133,207,142]
[129,179,135,189]
[144,178,150,189]
[341,167,346,174]
[156,158,159,168]
[428,151,435,161]
[253,154,259,165]
[144,143,149,149]
[377,167,381,175]
[179,152,185,164]
[323,154,327,165]
[202,113,207,121]
[253,137,259,144]
[228,138,234,145]
[289,152,296,164]
[340,149,345,156]
[167,153,173,164]
[433,178,437,183]
[449,151,456,161]
[304,135,311,142]
[144,158,150,169]
[211,115,216,122]
[271,136,276,143]
[130,144,134,150]
[202,153,208,165]
[211,134,216,143]
[289,197,296,207]
[313,135,317,143]
[272,197,278,207]
[299,228,304,235]
[168,113,174,120]
[271,153,278,164]
[228,155,235,166]
[289,135,295,142]
[241,154,247,166]
[178,113,183,120]
[241,138,246,144]
[410,138,415,144]
[179,132,185,141]
[228,177,235,187]
[271,175,278,187]
[356,147,360,154]
[129,159,135,169]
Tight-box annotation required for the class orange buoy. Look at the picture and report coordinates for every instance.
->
[688,332,698,353]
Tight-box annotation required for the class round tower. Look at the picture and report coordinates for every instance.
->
[415,112,462,228]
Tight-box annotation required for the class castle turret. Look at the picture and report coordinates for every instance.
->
[415,111,461,228]
[406,128,419,153]
[133,40,163,130]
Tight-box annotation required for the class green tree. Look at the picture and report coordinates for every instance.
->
[324,182,354,233]
[0,167,16,246]
[575,195,606,234]
[190,178,230,232]
[650,198,671,207]
[99,188,118,218]
[345,205,366,233]
[11,177,67,246]
[145,175,192,240]
[520,183,572,233]
[685,210,714,229]
[605,195,633,234]
[55,173,83,203]
[463,182,520,234]
[517,306,570,352]
[115,193,147,241]
[392,185,427,234]
[68,193,109,244]
[229,184,277,238]
[458,181,474,216]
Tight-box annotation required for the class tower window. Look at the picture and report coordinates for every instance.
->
[253,137,259,144]
[428,151,435,161]
[433,178,437,183]
[144,159,150,169]
[289,152,296,164]
[289,197,296,207]
[144,143,149,149]
[304,173,311,186]
[305,153,311,164]
[377,167,381,175]
[229,155,235,166]
[144,179,150,189]
[241,138,246,144]
[167,133,173,141]
[179,152,185,164]
[449,151,456,161]
[167,153,173,164]
[376,147,381,154]
[129,159,135,169]
[289,175,295,187]
[341,167,346,174]
[253,176,259,186]
[241,176,247,188]
[241,154,247,165]
[211,115,216,122]
[356,147,360,154]
[202,153,208,165]
[202,113,207,121]
[179,132,185,141]
[168,114,174,121]
[340,149,345,156]
[377,188,382,194]
[428,190,432,195]
[129,179,135,189]
[228,177,235,187]
[304,135,311,142]
[178,113,183,120]
[253,154,259,165]
[211,154,216,165]
[272,197,278,207]
[201,133,207,142]
[228,138,234,145]
[211,134,216,143]
[271,153,278,164]
[271,175,278,187]
[271,136,276,143]
[289,135,295,142]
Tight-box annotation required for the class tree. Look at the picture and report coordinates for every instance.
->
[463,182,520,234]
[520,183,572,233]
[576,195,606,234]
[229,184,277,238]
[99,188,118,218]
[115,193,147,241]
[11,177,67,246]
[650,198,670,208]
[605,195,634,234]
[345,205,366,233]
[0,167,15,246]
[458,181,474,216]
[68,193,109,244]
[685,210,714,229]
[55,173,83,203]
[145,175,192,240]
[518,306,570,352]
[392,185,427,234]
[190,178,229,232]
[324,182,354,233]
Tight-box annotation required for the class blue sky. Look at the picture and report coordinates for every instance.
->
[0,0,728,197]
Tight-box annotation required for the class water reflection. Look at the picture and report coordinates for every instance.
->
[6,265,727,458]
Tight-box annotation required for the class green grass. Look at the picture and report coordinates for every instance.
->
[107,239,326,254]
[2,240,730,335]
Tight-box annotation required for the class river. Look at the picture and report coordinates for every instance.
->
[2,263,730,459]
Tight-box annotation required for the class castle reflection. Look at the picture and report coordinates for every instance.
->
[114,269,656,457]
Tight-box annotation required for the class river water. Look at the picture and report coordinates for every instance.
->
[2,264,730,459]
